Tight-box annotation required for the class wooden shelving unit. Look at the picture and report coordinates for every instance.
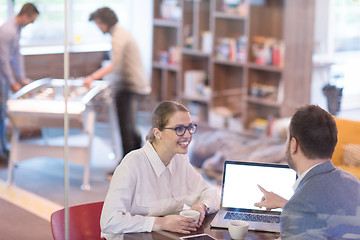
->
[213,58,246,67]
[153,18,181,28]
[152,61,180,71]
[182,48,211,57]
[213,11,247,20]
[151,0,315,128]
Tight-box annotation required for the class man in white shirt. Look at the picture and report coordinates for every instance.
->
[254,105,360,239]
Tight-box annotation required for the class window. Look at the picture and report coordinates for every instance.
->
[16,0,65,46]
[11,0,130,47]
[71,0,131,45]
[0,0,8,23]
[333,0,360,52]
[330,0,360,108]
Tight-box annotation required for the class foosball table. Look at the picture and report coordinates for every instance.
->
[6,78,121,190]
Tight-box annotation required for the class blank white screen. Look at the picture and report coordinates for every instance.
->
[222,162,296,212]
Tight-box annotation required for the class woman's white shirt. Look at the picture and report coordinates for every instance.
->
[100,141,220,239]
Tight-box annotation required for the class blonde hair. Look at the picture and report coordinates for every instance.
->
[146,101,189,143]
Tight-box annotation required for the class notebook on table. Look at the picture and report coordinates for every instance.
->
[210,160,297,232]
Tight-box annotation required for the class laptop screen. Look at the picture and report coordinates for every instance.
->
[221,161,296,213]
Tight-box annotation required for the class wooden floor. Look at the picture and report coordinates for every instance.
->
[0,197,53,240]
[0,120,137,240]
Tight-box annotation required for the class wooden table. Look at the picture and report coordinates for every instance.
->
[123,214,280,240]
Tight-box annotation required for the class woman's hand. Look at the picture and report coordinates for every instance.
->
[190,202,207,226]
[153,215,198,234]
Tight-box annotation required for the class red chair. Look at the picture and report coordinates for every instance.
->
[50,201,104,240]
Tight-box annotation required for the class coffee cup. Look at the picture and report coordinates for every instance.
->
[180,210,200,224]
[228,220,249,240]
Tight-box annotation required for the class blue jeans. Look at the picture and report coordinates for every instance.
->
[0,79,8,156]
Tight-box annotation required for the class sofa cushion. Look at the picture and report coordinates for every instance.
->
[343,144,360,167]
[332,118,360,166]
[332,118,360,180]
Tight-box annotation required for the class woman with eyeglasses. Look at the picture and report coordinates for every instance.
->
[100,101,220,239]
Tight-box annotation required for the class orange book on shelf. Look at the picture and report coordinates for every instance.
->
[229,38,236,61]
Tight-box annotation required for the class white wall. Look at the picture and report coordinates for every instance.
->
[313,0,331,55]
[311,0,332,109]
[128,0,153,82]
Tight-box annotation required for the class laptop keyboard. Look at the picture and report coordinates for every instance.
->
[224,212,280,224]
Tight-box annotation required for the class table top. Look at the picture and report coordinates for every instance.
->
[123,214,280,240]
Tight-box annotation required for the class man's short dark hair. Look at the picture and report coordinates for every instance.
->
[89,7,118,28]
[18,3,39,16]
[289,105,338,159]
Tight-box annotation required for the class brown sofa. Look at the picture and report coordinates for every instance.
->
[332,118,360,179]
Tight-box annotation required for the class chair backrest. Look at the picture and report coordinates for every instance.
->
[51,201,104,240]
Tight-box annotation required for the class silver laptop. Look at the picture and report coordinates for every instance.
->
[210,160,297,232]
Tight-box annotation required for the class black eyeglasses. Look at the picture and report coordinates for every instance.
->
[164,123,197,136]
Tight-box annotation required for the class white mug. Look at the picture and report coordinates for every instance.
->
[228,220,249,240]
[180,210,200,224]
